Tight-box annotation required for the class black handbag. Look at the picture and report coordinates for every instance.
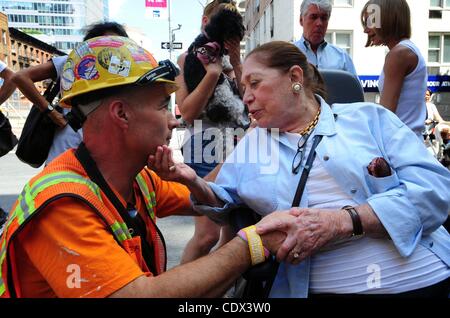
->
[0,110,18,157]
[16,80,61,168]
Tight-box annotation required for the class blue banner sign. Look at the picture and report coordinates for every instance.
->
[358,75,450,93]
[359,76,380,93]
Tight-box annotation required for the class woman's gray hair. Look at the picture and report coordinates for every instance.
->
[300,0,333,17]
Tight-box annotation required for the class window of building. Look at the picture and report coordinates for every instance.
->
[430,0,450,8]
[332,0,353,7]
[428,34,450,64]
[270,0,274,38]
[325,31,353,57]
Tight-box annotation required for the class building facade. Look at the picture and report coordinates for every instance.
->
[0,10,10,67]
[0,11,65,133]
[244,0,450,117]
[0,0,108,52]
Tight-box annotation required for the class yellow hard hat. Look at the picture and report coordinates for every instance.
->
[59,36,179,108]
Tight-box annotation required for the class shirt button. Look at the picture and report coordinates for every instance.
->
[351,188,357,194]
[429,242,434,248]
[323,156,330,161]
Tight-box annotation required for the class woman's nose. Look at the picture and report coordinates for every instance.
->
[243,90,254,105]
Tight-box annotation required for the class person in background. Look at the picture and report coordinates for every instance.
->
[11,22,129,164]
[425,89,450,143]
[362,0,427,139]
[0,60,16,106]
[0,60,16,231]
[175,0,248,263]
[294,0,357,76]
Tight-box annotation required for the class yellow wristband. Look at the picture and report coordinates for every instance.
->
[242,225,266,266]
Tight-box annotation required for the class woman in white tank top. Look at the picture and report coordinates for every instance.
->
[361,0,427,138]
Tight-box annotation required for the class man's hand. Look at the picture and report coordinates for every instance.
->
[256,208,351,265]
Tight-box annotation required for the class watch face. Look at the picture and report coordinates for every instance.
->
[48,104,54,111]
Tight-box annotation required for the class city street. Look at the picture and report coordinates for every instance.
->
[0,129,195,270]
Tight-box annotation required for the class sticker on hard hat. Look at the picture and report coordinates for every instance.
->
[61,59,75,91]
[89,37,124,49]
[108,56,131,77]
[61,68,75,91]
[75,55,100,80]
[127,45,152,63]
[98,48,127,71]
[75,42,93,59]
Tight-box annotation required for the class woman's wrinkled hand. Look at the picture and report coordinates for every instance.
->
[147,145,197,185]
[256,208,346,265]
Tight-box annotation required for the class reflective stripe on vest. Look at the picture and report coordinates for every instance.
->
[0,171,136,297]
[0,239,6,295]
[136,172,157,221]
[4,172,102,230]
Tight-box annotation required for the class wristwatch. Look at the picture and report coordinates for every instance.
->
[43,104,54,115]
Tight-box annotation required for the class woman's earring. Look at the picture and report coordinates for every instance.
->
[292,82,303,94]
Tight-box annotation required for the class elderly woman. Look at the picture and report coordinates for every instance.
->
[150,41,450,298]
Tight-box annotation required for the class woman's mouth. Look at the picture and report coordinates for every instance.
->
[250,109,263,120]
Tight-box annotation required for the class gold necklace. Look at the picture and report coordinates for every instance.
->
[298,107,321,136]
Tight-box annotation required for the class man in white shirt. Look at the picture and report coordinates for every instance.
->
[294,0,357,75]
[0,60,16,106]
[0,60,16,230]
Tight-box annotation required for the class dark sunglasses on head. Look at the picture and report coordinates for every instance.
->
[136,59,180,85]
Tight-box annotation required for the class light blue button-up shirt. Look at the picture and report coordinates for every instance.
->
[194,97,450,297]
[294,36,357,76]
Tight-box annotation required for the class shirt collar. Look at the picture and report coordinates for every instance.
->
[301,35,328,51]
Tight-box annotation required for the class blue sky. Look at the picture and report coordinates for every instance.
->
[109,0,206,61]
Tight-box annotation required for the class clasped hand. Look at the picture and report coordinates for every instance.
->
[256,208,345,265]
[148,147,343,265]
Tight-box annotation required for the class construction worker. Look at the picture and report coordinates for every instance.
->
[0,36,284,298]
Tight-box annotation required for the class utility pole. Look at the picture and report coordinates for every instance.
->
[168,0,182,62]
[168,0,172,61]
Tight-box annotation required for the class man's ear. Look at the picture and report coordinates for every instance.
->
[289,65,304,85]
[300,15,304,27]
[109,99,129,130]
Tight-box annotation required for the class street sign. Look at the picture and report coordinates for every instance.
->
[161,42,183,50]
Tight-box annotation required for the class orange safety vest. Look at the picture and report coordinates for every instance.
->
[0,150,166,298]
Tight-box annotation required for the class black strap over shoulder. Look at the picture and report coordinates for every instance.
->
[258,134,323,298]
[75,143,157,274]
